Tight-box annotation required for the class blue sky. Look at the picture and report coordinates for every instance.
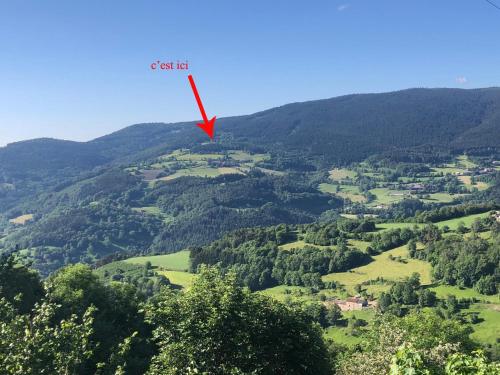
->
[1,0,499,146]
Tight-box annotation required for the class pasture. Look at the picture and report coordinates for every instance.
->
[421,192,463,203]
[434,212,491,230]
[125,250,190,272]
[375,212,491,232]
[328,168,357,181]
[458,175,489,191]
[465,304,500,346]
[431,166,467,175]
[9,214,34,225]
[259,285,343,303]
[141,148,270,183]
[157,166,243,181]
[347,239,371,251]
[131,206,162,215]
[368,188,408,206]
[279,240,332,251]
[322,245,432,295]
[323,309,376,346]
[429,285,499,304]
[456,155,478,169]
[319,183,366,203]
[157,270,195,289]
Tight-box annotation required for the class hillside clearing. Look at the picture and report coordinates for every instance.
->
[322,244,432,295]
[9,214,34,225]
[157,270,195,289]
[125,250,190,271]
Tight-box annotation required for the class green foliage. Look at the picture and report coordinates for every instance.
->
[390,344,430,375]
[4,200,164,276]
[338,310,475,375]
[445,350,500,374]
[0,255,44,313]
[95,261,170,297]
[145,266,331,375]
[46,264,153,374]
[190,224,369,290]
[475,275,498,296]
[414,204,494,224]
[378,273,436,315]
[147,173,340,252]
[0,298,95,375]
[412,234,499,291]
[390,346,500,374]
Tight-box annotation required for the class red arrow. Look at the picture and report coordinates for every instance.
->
[188,74,216,140]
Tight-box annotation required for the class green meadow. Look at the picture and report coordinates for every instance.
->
[429,285,499,304]
[328,168,357,181]
[465,304,500,346]
[157,270,195,289]
[279,240,332,251]
[323,245,432,295]
[125,250,190,272]
[320,183,366,203]
[323,309,377,346]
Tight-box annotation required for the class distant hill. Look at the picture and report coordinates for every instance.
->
[1,87,500,274]
[2,87,500,171]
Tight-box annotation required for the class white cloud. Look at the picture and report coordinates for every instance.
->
[338,4,350,11]
[456,76,467,84]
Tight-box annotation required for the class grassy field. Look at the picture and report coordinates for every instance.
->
[228,150,269,164]
[428,285,500,347]
[157,270,195,289]
[375,212,491,232]
[348,239,371,251]
[421,192,463,203]
[156,166,243,182]
[259,285,344,304]
[131,206,175,224]
[125,250,190,271]
[329,168,357,181]
[368,188,408,206]
[323,309,376,346]
[324,326,364,346]
[131,206,162,215]
[9,214,34,225]
[456,155,478,169]
[458,175,489,191]
[434,212,491,230]
[323,245,432,295]
[259,285,318,302]
[465,304,500,346]
[429,285,499,304]
[141,149,269,183]
[319,183,366,202]
[279,240,332,251]
[431,166,467,175]
[376,222,423,231]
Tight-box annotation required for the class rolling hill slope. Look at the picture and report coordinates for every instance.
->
[2,87,500,172]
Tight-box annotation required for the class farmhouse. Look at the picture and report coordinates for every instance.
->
[406,183,425,191]
[333,297,368,311]
[479,168,494,174]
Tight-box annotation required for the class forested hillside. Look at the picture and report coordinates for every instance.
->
[1,88,500,277]
[1,88,500,374]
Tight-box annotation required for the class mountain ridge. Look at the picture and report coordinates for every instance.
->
[2,87,500,151]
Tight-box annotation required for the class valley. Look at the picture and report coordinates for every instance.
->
[1,88,499,373]
[95,210,499,352]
